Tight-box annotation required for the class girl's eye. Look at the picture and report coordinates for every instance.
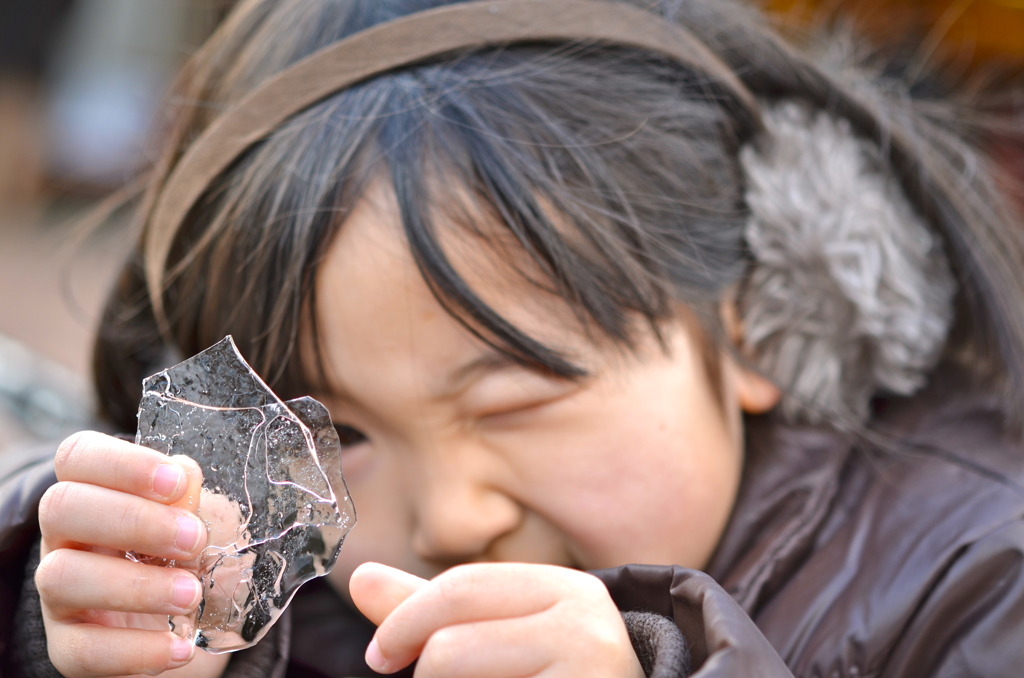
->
[333,423,367,446]
[469,373,581,422]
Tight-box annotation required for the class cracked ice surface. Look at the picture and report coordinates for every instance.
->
[135,336,355,652]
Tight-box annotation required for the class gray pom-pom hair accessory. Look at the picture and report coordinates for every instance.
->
[738,100,956,424]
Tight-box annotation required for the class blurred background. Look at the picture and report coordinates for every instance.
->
[0,0,1022,453]
[0,0,228,453]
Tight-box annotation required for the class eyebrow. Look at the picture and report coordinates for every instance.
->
[438,351,522,399]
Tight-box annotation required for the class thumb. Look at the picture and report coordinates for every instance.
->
[349,562,428,625]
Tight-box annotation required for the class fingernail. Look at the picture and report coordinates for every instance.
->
[153,464,185,498]
[172,575,200,609]
[366,637,388,672]
[174,515,202,553]
[170,636,194,665]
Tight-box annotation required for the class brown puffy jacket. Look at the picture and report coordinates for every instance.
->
[2,367,1022,677]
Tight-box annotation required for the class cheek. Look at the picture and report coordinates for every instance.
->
[527,393,742,570]
[325,457,421,598]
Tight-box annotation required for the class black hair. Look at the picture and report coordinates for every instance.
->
[93,0,1024,439]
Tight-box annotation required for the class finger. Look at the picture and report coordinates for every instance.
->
[371,563,596,672]
[36,549,201,620]
[413,617,550,678]
[54,431,202,505]
[46,624,194,678]
[38,482,207,560]
[349,562,428,625]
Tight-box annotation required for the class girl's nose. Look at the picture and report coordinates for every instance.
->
[410,465,522,565]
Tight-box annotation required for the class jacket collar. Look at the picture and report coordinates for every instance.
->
[705,412,853,612]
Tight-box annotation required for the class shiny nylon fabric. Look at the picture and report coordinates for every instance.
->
[0,447,55,676]
[2,368,1024,676]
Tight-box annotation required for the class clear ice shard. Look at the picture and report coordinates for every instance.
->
[135,336,355,653]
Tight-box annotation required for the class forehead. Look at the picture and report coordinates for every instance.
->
[312,180,595,389]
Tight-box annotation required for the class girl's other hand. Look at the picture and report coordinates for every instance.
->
[349,561,645,678]
[36,431,229,678]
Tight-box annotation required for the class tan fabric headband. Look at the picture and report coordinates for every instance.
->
[144,0,761,320]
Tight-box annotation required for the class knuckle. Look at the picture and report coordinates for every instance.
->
[587,618,624,654]
[47,645,76,677]
[58,625,170,677]
[38,482,73,533]
[34,549,69,601]
[419,627,461,675]
[58,626,98,676]
[124,569,155,610]
[436,562,482,589]
[54,431,95,478]
[433,566,469,604]
[117,444,164,495]
[554,566,609,603]
[574,570,609,599]
[574,611,629,660]
[427,624,461,656]
[115,498,148,541]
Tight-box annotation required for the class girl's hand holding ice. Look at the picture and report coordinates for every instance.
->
[350,562,645,678]
[35,431,229,678]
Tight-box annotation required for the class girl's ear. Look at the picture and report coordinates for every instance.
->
[721,299,781,415]
[730,362,781,415]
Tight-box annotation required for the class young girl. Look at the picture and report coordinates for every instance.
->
[3,0,1024,676]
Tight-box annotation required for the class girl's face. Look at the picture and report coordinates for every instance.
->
[312,183,778,599]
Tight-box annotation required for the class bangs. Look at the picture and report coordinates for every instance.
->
[139,41,751,409]
[367,45,750,379]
